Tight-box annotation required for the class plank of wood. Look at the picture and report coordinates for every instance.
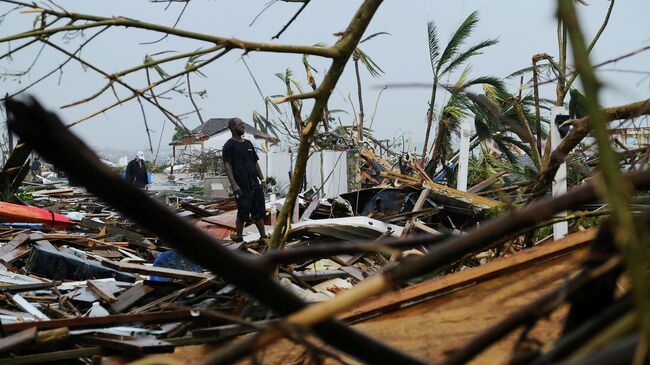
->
[411,220,440,235]
[31,188,74,196]
[401,189,431,238]
[3,309,196,332]
[0,327,36,354]
[0,347,101,364]
[87,280,117,304]
[100,260,209,281]
[191,320,275,339]
[110,283,154,313]
[130,276,216,314]
[79,333,174,355]
[0,233,29,260]
[299,194,320,222]
[340,228,597,322]
[80,218,145,243]
[468,171,508,193]
[91,249,123,259]
[1,245,30,264]
[0,282,56,293]
[11,294,49,321]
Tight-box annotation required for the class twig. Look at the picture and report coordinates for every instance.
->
[7,27,108,98]
[136,97,154,153]
[272,0,311,39]
[113,45,224,78]
[66,48,230,130]
[0,1,339,58]
[564,0,616,93]
[186,73,204,125]
[269,90,320,105]
[369,85,387,129]
[0,38,37,61]
[140,0,190,45]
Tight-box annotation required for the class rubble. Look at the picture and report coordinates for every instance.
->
[0,98,646,365]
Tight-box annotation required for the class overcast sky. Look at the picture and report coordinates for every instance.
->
[1,0,648,155]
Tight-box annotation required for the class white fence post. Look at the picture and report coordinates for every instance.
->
[550,106,568,240]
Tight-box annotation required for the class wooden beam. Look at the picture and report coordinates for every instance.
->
[130,276,216,314]
[3,310,197,333]
[79,333,174,355]
[87,280,117,304]
[99,260,209,281]
[0,347,101,364]
[110,283,154,313]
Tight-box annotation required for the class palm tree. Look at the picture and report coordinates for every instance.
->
[422,11,498,164]
[275,68,305,133]
[426,66,505,175]
[351,32,389,142]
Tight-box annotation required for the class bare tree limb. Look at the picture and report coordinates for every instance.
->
[0,0,339,58]
[564,0,616,94]
[186,73,204,125]
[269,89,320,104]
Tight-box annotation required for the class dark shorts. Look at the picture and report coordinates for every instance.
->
[236,188,266,222]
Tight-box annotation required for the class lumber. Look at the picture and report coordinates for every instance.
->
[3,309,197,332]
[110,283,154,313]
[79,334,174,355]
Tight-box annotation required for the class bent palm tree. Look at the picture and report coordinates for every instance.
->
[422,11,498,164]
[427,66,504,174]
[352,31,389,142]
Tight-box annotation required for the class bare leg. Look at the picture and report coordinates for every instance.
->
[254,219,267,238]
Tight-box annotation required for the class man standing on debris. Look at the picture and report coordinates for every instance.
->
[222,118,267,242]
[125,151,149,190]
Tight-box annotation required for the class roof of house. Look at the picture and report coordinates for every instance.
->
[171,118,280,146]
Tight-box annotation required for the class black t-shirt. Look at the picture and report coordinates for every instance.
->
[222,138,260,189]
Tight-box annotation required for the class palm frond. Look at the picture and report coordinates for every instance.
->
[454,64,472,88]
[457,75,504,93]
[290,79,304,93]
[360,31,391,43]
[441,38,498,76]
[506,65,534,79]
[427,21,440,72]
[252,111,279,138]
[274,72,286,82]
[436,10,479,74]
[492,138,519,164]
[355,48,384,77]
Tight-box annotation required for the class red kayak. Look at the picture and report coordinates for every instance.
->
[0,202,73,229]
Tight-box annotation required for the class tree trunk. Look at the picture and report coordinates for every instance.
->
[354,55,365,143]
[422,81,438,163]
[270,0,384,249]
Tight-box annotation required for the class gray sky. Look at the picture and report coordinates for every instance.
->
[1,0,649,154]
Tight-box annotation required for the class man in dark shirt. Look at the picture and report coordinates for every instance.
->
[222,118,267,242]
[125,151,150,190]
